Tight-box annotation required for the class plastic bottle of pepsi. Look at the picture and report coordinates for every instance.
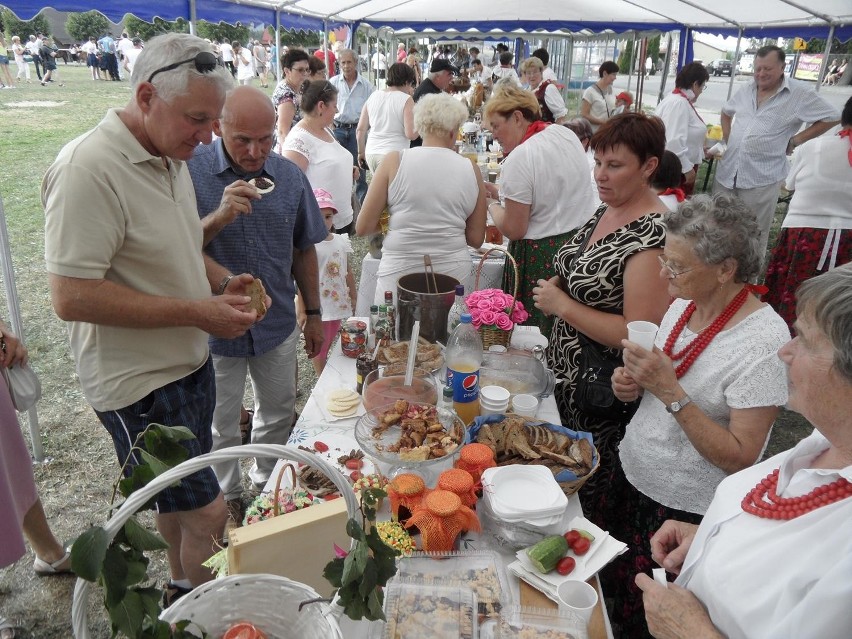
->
[445,313,482,426]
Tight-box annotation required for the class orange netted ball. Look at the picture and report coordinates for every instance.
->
[437,468,478,508]
[386,473,426,521]
[456,443,496,487]
[405,489,481,552]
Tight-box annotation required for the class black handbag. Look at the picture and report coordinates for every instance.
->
[567,207,639,422]
[574,333,639,422]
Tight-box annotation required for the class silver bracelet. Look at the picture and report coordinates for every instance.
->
[217,274,234,295]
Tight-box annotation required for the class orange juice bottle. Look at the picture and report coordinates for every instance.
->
[445,313,482,426]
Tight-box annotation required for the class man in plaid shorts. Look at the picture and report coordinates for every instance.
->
[43,34,261,604]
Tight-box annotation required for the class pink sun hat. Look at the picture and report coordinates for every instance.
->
[313,187,338,213]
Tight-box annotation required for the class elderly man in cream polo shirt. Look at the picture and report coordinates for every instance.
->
[42,33,262,606]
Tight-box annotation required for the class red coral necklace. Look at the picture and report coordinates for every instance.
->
[742,468,852,520]
[663,286,749,378]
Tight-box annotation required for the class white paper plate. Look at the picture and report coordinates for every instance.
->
[483,466,567,515]
[263,433,375,494]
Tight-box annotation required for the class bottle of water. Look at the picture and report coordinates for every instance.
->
[445,313,482,426]
[384,291,396,341]
[446,284,468,334]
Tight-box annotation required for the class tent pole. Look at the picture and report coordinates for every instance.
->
[815,25,835,91]
[189,0,197,36]
[275,12,281,83]
[728,29,743,101]
[0,195,43,462]
[323,19,328,68]
[657,32,673,104]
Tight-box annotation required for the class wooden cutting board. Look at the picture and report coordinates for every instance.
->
[519,576,608,639]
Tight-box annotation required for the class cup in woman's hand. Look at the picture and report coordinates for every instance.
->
[627,321,659,351]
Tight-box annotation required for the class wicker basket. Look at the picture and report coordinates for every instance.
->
[70,444,357,639]
[473,245,520,349]
[475,414,600,497]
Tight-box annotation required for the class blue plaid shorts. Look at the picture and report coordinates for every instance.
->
[95,358,220,513]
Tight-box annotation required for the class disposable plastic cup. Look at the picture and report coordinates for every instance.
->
[480,405,508,417]
[556,580,598,626]
[480,385,511,404]
[627,321,659,351]
[511,393,539,417]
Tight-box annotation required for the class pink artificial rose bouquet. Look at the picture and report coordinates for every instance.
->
[465,288,529,331]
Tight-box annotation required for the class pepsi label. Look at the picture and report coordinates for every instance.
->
[447,366,480,404]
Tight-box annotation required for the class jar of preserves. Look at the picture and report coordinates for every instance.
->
[340,319,367,359]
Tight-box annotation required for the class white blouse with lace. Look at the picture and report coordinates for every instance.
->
[619,298,790,514]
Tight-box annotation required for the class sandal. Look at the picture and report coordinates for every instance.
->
[33,549,73,576]
[162,581,193,608]
[0,617,15,639]
[240,409,254,445]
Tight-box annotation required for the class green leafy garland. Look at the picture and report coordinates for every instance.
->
[322,487,399,621]
[70,424,207,639]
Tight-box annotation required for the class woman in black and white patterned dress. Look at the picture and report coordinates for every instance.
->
[533,113,670,524]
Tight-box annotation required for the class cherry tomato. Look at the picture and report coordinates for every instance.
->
[223,622,267,639]
[572,537,591,556]
[564,530,581,546]
[313,441,329,453]
[556,556,576,576]
[345,458,364,470]
[350,470,362,481]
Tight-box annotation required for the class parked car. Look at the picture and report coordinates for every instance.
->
[707,59,733,76]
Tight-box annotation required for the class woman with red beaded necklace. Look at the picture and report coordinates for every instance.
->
[601,194,790,639]
[632,264,852,639]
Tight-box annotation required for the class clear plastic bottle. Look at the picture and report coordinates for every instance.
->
[384,291,396,341]
[445,313,482,425]
[446,284,468,334]
[441,385,454,413]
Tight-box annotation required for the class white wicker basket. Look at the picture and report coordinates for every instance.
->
[71,443,357,638]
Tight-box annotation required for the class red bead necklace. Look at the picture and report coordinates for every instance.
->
[663,286,750,378]
[742,468,852,520]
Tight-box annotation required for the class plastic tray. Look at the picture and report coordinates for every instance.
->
[484,605,588,639]
[382,579,477,639]
[392,549,509,618]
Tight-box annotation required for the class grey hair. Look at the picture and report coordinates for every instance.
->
[664,193,763,282]
[413,93,468,138]
[131,33,233,103]
[795,263,852,383]
[336,48,356,61]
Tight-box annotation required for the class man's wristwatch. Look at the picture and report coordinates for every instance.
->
[304,309,322,316]
[665,394,692,414]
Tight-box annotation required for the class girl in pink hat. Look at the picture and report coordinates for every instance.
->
[299,188,356,374]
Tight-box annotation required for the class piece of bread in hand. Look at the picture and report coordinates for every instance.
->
[247,278,267,318]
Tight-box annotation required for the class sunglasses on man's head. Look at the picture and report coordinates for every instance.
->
[147,51,219,84]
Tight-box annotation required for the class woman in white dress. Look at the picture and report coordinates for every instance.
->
[282,80,358,233]
[355,93,487,303]
[654,62,711,195]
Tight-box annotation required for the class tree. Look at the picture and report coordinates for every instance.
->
[276,28,321,49]
[617,38,636,74]
[123,15,189,41]
[66,11,109,42]
[0,8,50,40]
[195,20,250,45]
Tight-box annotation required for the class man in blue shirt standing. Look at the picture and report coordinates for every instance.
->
[329,48,374,204]
[188,86,327,522]
[97,33,119,81]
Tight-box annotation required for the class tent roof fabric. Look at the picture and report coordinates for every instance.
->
[2,0,851,40]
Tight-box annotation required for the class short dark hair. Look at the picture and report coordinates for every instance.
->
[499,51,514,66]
[532,48,549,66]
[387,61,416,87]
[308,56,325,74]
[469,47,480,55]
[675,61,710,90]
[652,150,683,190]
[496,43,509,52]
[756,45,785,64]
[590,112,665,178]
[599,60,619,77]
[843,95,852,127]
[472,59,483,68]
[281,47,310,69]
[300,79,338,112]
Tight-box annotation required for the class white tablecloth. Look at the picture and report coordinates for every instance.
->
[279,332,613,638]
[355,247,507,317]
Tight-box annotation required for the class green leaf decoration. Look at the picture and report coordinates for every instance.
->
[108,588,145,639]
[345,517,366,542]
[323,557,344,587]
[124,517,169,551]
[124,558,148,587]
[136,586,163,622]
[70,526,110,582]
[118,463,156,499]
[138,450,173,479]
[153,424,195,442]
[358,560,378,598]
[101,546,130,608]
[341,548,358,586]
[366,588,386,621]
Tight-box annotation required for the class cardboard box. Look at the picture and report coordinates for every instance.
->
[227,498,350,597]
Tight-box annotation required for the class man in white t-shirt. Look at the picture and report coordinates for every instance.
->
[219,40,235,76]
[122,38,143,77]
[116,34,133,79]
